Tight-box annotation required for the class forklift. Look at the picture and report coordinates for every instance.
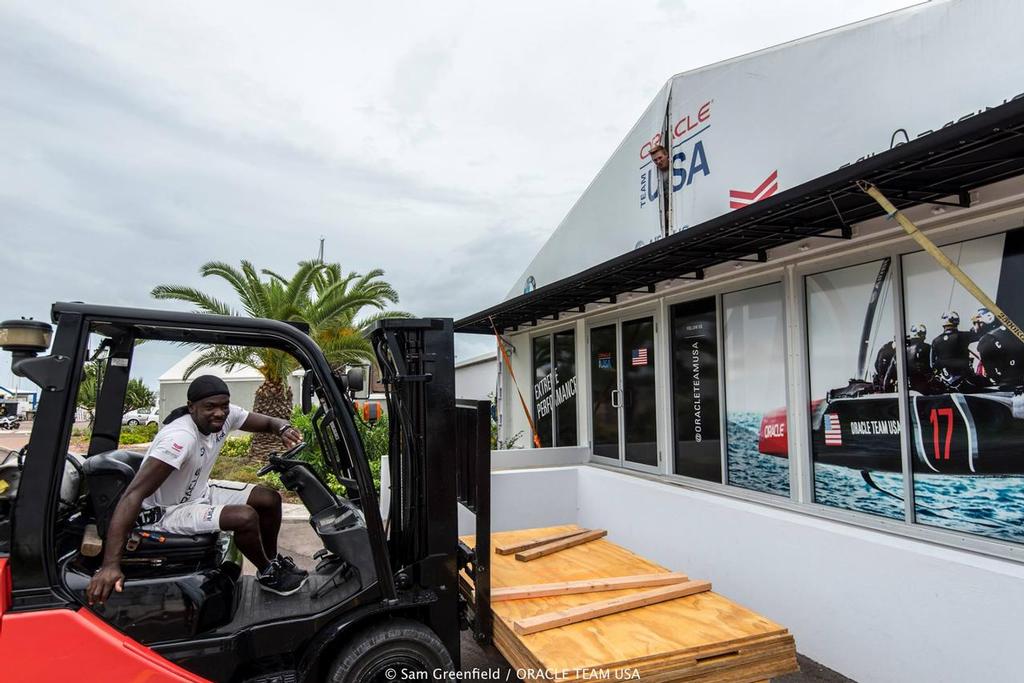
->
[0,303,492,682]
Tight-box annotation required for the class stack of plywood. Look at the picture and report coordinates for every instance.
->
[460,525,798,682]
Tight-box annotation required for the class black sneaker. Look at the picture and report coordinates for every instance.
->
[277,553,309,578]
[257,558,308,596]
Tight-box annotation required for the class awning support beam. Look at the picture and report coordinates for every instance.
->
[729,249,768,263]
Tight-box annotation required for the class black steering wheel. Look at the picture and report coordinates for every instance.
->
[257,441,308,477]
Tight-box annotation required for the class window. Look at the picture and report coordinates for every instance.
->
[532,330,578,447]
[806,258,904,519]
[670,297,721,482]
[532,335,553,448]
[553,330,579,447]
[901,229,1024,544]
[722,284,789,496]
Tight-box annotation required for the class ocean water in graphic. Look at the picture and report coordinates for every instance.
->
[727,412,790,496]
[726,412,1024,542]
[814,463,904,520]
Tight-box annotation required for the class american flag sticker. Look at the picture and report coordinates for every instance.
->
[824,413,842,446]
[631,348,649,366]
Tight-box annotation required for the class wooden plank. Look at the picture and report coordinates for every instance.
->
[513,579,712,635]
[492,572,689,602]
[515,529,607,561]
[495,528,591,555]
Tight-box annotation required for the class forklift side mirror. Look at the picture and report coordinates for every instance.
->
[346,367,364,394]
[301,372,313,414]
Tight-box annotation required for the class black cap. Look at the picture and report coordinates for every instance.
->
[187,375,230,403]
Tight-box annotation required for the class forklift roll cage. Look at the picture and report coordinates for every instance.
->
[3,301,492,680]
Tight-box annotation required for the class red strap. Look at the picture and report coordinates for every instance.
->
[490,318,542,448]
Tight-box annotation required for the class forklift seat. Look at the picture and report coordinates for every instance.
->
[81,449,219,557]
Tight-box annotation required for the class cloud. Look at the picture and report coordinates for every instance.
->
[0,0,917,385]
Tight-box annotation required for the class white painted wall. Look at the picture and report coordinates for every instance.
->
[458,466,579,537]
[474,464,1024,683]
[455,353,498,401]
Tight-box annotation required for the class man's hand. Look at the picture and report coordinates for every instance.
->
[87,563,125,605]
[280,425,302,449]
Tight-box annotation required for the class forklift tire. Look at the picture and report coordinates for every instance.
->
[328,618,454,683]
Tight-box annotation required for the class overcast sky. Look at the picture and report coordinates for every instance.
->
[1,0,917,391]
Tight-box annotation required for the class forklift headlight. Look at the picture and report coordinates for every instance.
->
[0,318,53,354]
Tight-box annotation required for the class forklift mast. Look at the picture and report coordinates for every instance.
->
[371,319,461,658]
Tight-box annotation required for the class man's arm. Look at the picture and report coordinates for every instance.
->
[86,458,174,605]
[241,412,303,449]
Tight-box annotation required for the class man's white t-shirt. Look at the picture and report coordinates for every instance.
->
[141,404,249,509]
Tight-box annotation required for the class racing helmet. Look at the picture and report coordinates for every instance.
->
[910,323,927,339]
[941,310,960,328]
[972,307,996,327]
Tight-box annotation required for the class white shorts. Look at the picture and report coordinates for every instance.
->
[145,480,256,536]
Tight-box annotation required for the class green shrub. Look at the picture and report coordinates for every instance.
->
[219,435,252,458]
[118,423,158,445]
[290,405,385,494]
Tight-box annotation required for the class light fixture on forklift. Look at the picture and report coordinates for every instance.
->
[0,318,53,356]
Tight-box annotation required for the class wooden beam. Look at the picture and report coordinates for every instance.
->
[515,529,607,562]
[495,528,592,556]
[491,572,689,602]
[513,580,712,635]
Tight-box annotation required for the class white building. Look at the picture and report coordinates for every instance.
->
[454,351,497,401]
[456,2,1024,681]
[157,350,304,417]
[158,351,384,419]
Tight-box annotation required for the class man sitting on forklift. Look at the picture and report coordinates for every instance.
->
[87,375,309,604]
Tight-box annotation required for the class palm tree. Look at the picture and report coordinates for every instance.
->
[124,379,157,413]
[152,260,409,458]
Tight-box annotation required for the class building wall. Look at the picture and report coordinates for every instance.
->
[455,355,497,400]
[159,374,303,420]
[473,464,1024,683]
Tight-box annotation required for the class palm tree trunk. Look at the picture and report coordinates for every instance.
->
[249,379,294,460]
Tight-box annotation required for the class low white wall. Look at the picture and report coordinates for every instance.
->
[483,464,1024,683]
[491,446,589,470]
[458,466,579,537]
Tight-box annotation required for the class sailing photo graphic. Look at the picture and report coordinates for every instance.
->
[761,229,1024,540]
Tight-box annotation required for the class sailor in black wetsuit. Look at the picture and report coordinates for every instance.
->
[968,307,999,378]
[970,307,999,340]
[905,323,932,393]
[873,337,897,392]
[931,311,976,389]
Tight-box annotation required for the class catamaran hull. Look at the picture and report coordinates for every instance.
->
[759,392,1024,475]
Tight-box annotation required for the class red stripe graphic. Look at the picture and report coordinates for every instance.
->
[729,170,779,209]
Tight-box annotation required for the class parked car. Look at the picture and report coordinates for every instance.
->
[121,407,158,426]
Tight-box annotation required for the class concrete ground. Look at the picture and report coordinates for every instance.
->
[0,420,32,452]
[278,516,854,682]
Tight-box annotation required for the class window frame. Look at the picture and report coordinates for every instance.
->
[529,323,580,449]
[584,304,663,473]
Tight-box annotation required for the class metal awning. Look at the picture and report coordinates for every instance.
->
[456,98,1024,334]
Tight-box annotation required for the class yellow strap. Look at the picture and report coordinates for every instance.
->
[857,181,1024,345]
[490,317,542,448]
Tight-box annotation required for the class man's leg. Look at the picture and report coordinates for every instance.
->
[219,504,270,572]
[247,485,282,559]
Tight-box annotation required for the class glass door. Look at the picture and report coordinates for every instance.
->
[590,324,620,460]
[622,317,658,467]
[589,315,659,468]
